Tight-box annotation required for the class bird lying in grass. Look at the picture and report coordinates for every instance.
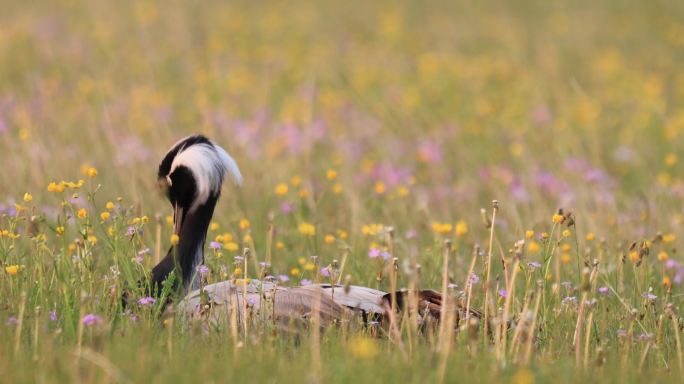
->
[133,134,481,332]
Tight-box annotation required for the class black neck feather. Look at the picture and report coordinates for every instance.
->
[150,196,218,295]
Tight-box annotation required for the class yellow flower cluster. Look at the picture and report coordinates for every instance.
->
[361,224,384,236]
[298,222,316,236]
[431,222,452,234]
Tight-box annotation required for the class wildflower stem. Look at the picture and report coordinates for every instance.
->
[13,291,27,354]
[483,200,499,344]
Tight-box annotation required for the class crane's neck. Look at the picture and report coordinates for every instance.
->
[150,197,217,295]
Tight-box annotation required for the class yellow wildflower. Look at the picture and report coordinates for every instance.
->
[658,251,669,262]
[209,221,219,231]
[225,242,239,252]
[561,254,571,264]
[55,226,65,236]
[337,229,348,240]
[663,234,676,243]
[239,219,250,230]
[290,175,302,187]
[290,267,301,276]
[664,276,672,288]
[299,188,310,198]
[525,230,535,239]
[431,222,452,235]
[87,235,97,245]
[100,212,110,221]
[106,201,115,211]
[511,367,535,384]
[628,251,639,262]
[304,262,316,271]
[166,215,173,225]
[326,169,337,180]
[455,220,468,237]
[76,208,87,219]
[324,234,335,244]
[276,241,285,250]
[665,153,678,166]
[298,222,316,236]
[561,244,572,253]
[528,241,541,253]
[396,186,409,197]
[170,234,180,245]
[47,182,65,193]
[332,183,343,194]
[275,183,289,196]
[374,181,386,195]
[5,265,22,276]
[348,336,379,359]
[85,167,98,178]
[586,232,596,241]
[562,229,572,238]
[23,193,32,203]
[243,234,253,243]
[552,214,564,224]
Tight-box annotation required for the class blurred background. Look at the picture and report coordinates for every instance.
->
[1,0,684,254]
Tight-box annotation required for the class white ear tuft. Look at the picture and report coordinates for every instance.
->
[213,143,243,186]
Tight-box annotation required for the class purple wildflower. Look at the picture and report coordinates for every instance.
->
[368,248,381,259]
[598,286,610,296]
[49,310,57,322]
[209,241,222,250]
[380,251,391,261]
[638,333,653,342]
[300,279,312,286]
[404,229,417,239]
[137,296,156,306]
[617,329,627,338]
[247,297,258,306]
[320,267,331,277]
[498,289,508,298]
[448,283,458,289]
[280,202,294,214]
[642,292,657,301]
[562,296,577,305]
[527,261,542,270]
[197,265,210,277]
[82,314,102,326]
[259,261,271,268]
[278,274,290,282]
[470,273,480,285]
[6,316,18,326]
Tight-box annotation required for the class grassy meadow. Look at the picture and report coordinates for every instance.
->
[2,0,684,382]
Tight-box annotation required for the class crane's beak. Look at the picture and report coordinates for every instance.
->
[173,203,184,236]
[158,176,184,236]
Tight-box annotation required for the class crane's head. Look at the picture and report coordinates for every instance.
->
[151,135,242,294]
